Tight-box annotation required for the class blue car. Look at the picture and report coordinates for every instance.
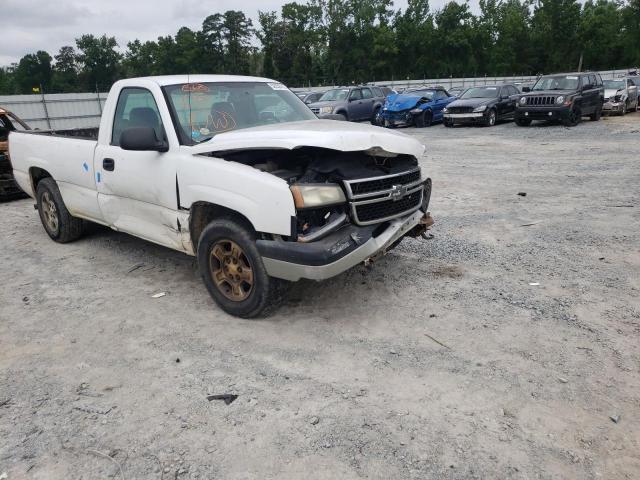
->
[380,86,457,128]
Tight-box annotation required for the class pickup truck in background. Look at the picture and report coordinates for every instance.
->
[9,75,433,318]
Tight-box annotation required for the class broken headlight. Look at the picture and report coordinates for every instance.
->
[290,184,346,209]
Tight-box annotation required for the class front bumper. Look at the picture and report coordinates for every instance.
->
[258,209,426,281]
[515,106,571,120]
[603,101,624,113]
[381,110,415,126]
[443,112,485,123]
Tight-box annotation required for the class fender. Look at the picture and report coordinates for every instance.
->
[178,153,296,236]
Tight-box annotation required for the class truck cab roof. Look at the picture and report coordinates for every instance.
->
[115,75,278,88]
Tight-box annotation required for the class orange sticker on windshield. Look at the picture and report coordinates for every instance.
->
[181,83,209,93]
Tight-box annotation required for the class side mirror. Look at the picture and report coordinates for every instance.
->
[522,86,531,93]
[120,127,168,152]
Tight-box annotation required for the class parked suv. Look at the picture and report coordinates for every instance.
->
[602,77,639,115]
[516,72,604,127]
[308,86,387,124]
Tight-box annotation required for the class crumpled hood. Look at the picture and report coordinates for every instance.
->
[447,97,494,108]
[605,88,622,99]
[189,119,425,158]
[385,94,429,111]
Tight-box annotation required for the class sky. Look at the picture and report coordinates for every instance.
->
[0,0,479,67]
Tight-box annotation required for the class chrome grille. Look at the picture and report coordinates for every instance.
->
[310,107,320,115]
[525,96,556,106]
[447,106,474,114]
[344,168,423,225]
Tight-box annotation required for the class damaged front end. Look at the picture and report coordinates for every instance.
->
[209,146,433,281]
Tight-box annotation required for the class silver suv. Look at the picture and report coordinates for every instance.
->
[603,77,639,115]
[307,86,387,124]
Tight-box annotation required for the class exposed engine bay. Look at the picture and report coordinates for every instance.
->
[209,147,430,243]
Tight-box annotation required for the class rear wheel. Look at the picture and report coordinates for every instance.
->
[36,178,85,243]
[416,110,432,128]
[515,118,531,126]
[197,218,287,318]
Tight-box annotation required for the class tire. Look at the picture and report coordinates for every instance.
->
[416,110,432,128]
[336,112,348,122]
[444,119,454,128]
[484,109,497,127]
[562,107,581,127]
[515,118,531,127]
[621,102,627,116]
[371,107,382,126]
[36,177,85,243]
[197,218,287,318]
[589,106,601,121]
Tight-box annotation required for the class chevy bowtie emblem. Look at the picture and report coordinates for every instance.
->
[390,184,407,201]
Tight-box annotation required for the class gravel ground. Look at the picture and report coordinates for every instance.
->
[1,113,639,479]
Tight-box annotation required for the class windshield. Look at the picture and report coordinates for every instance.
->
[404,89,435,99]
[533,75,580,91]
[163,82,316,144]
[461,87,499,99]
[603,80,624,90]
[319,89,349,102]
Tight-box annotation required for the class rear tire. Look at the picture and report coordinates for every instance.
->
[197,218,287,318]
[36,177,85,243]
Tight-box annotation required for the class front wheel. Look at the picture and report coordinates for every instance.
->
[197,218,287,318]
[589,106,602,121]
[443,119,454,128]
[371,107,383,126]
[621,102,627,116]
[416,110,432,128]
[484,109,497,127]
[563,107,581,127]
[515,118,531,126]
[36,178,85,243]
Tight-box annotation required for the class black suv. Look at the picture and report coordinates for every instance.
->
[515,72,604,127]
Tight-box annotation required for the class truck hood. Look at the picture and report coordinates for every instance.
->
[189,120,425,158]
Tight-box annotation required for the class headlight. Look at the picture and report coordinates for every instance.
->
[290,184,346,209]
[519,97,527,105]
[473,105,487,112]
[319,106,334,114]
[556,96,564,104]
[443,107,449,113]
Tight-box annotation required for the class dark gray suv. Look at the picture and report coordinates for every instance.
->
[307,86,387,124]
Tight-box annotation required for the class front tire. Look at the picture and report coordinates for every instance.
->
[197,218,286,318]
[621,102,627,116]
[444,119,454,127]
[416,110,432,128]
[515,118,532,126]
[563,107,581,127]
[589,106,602,121]
[36,178,85,243]
[371,107,383,126]
[484,109,497,127]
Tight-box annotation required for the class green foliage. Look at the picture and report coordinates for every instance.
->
[0,2,636,94]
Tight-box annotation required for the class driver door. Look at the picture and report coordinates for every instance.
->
[94,87,180,248]
[348,89,366,120]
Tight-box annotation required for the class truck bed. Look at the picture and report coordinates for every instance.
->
[18,127,99,141]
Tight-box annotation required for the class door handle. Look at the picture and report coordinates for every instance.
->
[103,158,115,171]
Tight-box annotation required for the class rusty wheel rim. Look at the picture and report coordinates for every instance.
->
[209,240,254,302]
[41,191,59,233]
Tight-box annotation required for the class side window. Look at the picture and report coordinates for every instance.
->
[508,86,518,96]
[435,91,446,100]
[112,87,165,146]
[362,88,373,99]
[372,87,383,97]
[628,79,634,88]
[350,89,363,101]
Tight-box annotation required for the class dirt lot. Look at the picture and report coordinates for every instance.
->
[1,113,639,479]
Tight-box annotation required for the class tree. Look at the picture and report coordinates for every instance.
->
[13,51,52,93]
[222,11,254,74]
[578,0,624,70]
[75,34,122,91]
[530,0,582,72]
[52,46,79,92]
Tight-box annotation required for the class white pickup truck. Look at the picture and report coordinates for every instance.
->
[9,75,432,317]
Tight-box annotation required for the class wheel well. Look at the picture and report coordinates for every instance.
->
[29,167,52,193]
[189,202,255,251]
